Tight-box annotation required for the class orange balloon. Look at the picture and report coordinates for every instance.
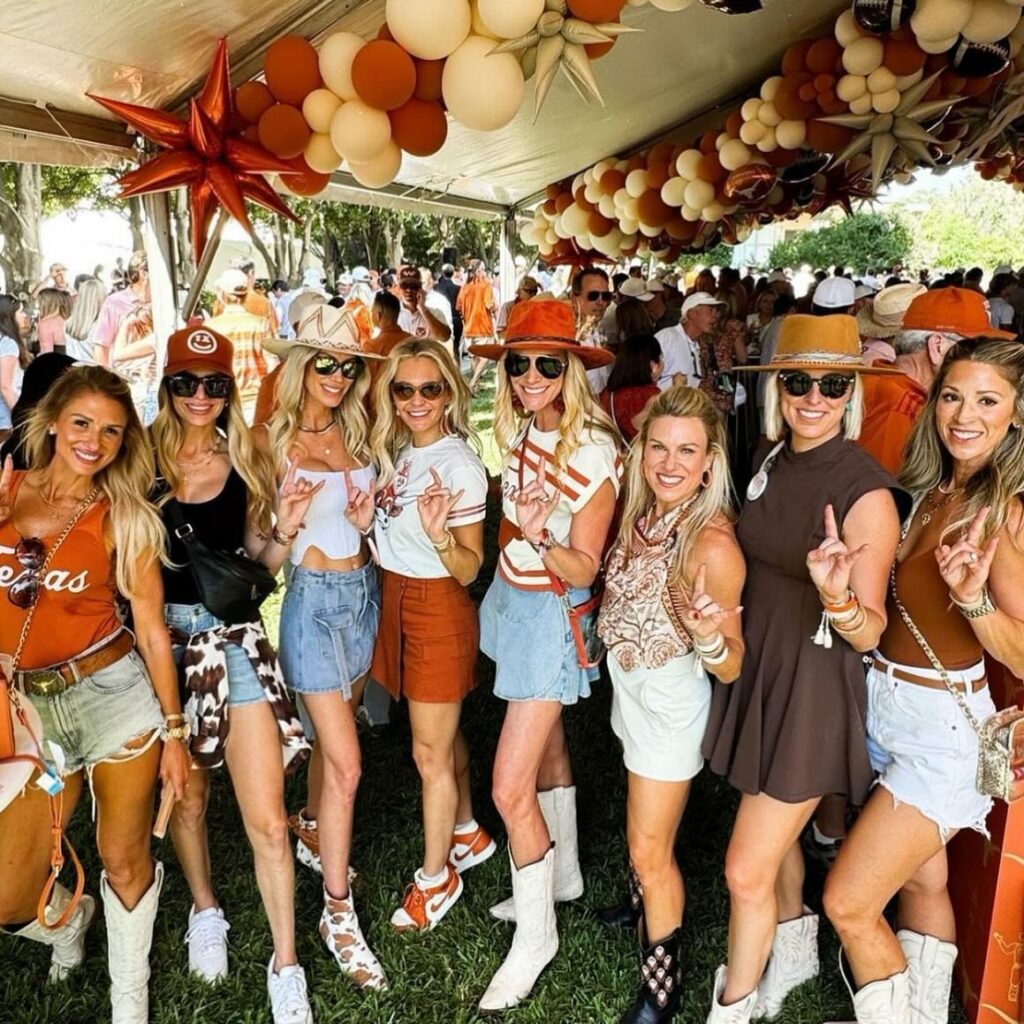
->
[805,119,854,154]
[545,185,561,201]
[781,38,814,75]
[647,141,675,166]
[805,38,842,75]
[352,40,417,111]
[555,192,573,214]
[588,211,615,236]
[665,217,698,242]
[625,154,647,173]
[637,189,671,227]
[774,74,816,121]
[241,124,261,144]
[647,161,670,190]
[389,97,448,156]
[884,38,927,77]
[378,23,394,41]
[235,82,275,125]
[566,0,625,20]
[601,168,626,194]
[258,104,311,159]
[281,156,330,197]
[697,151,727,185]
[585,36,616,60]
[698,131,718,155]
[264,36,322,106]
[414,59,446,102]
[725,110,744,139]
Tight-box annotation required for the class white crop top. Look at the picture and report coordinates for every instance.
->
[290,465,376,565]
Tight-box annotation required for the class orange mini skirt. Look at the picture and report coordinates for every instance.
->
[371,570,479,703]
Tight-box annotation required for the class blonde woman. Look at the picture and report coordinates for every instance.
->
[65,278,107,363]
[598,387,745,1024]
[345,338,494,931]
[34,287,71,355]
[259,305,387,990]
[152,327,316,1024]
[468,300,621,1011]
[0,365,189,1024]
[825,338,1024,1024]
[701,315,909,1024]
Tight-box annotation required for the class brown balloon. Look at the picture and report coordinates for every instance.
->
[722,164,777,204]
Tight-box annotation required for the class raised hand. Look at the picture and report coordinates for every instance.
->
[343,465,376,534]
[806,504,867,602]
[682,563,742,641]
[0,455,12,523]
[417,467,464,545]
[277,457,325,535]
[515,457,557,544]
[936,506,998,605]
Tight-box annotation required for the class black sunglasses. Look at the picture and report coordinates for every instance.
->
[778,371,854,400]
[391,380,447,401]
[166,372,233,399]
[314,354,364,380]
[504,353,566,380]
[9,537,45,609]
[586,290,613,303]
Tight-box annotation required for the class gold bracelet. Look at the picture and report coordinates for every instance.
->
[832,607,867,634]
[431,531,456,554]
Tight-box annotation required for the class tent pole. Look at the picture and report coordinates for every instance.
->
[500,208,517,305]
[141,192,177,418]
[182,210,229,322]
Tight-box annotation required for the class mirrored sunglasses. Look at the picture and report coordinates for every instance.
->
[504,353,566,380]
[314,354,364,380]
[778,371,854,400]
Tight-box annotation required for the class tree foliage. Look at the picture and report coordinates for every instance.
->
[768,212,911,272]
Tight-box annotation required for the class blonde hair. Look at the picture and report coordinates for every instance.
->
[267,345,371,472]
[901,336,1024,545]
[493,350,619,471]
[613,386,733,591]
[23,365,166,597]
[762,370,864,442]
[371,338,478,489]
[150,376,275,534]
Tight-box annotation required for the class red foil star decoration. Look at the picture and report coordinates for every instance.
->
[89,38,300,260]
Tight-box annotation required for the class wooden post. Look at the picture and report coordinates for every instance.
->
[181,210,229,322]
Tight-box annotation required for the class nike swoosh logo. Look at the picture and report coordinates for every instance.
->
[427,891,450,915]
[452,848,473,863]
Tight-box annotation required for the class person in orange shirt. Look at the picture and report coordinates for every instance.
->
[461,261,497,392]
[365,291,409,360]
[858,288,1014,474]
[343,276,374,349]
[212,259,280,337]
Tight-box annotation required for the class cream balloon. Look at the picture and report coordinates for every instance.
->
[329,100,393,163]
[613,187,631,210]
[319,32,365,101]
[834,8,864,47]
[719,138,752,171]
[740,119,768,145]
[661,177,689,207]
[963,0,1021,44]
[442,36,525,131]
[626,168,649,198]
[757,102,782,127]
[702,201,726,222]
[470,0,500,40]
[386,0,472,60]
[916,32,960,54]
[303,88,343,133]
[304,132,343,174]
[867,66,897,93]
[910,0,972,42]
[684,178,715,210]
[562,202,591,236]
[761,76,782,102]
[623,196,641,220]
[675,148,703,179]
[871,89,901,114]
[348,141,403,188]
[843,36,885,75]
[775,119,807,150]
[836,74,868,103]
[598,194,618,218]
[476,0,545,39]
[638,221,662,238]
[618,216,640,234]
[680,204,701,223]
[741,97,762,121]
[650,0,696,10]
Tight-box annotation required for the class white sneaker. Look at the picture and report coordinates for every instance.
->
[185,905,230,982]
[267,956,314,1024]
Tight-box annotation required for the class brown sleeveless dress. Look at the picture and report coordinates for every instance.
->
[702,434,910,804]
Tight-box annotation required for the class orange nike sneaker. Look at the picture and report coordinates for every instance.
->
[449,824,497,875]
[390,864,464,932]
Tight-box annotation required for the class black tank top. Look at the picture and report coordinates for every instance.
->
[160,469,248,605]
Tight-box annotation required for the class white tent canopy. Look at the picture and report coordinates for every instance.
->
[0,0,849,217]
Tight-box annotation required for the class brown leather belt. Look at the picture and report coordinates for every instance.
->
[871,657,986,694]
[15,630,135,697]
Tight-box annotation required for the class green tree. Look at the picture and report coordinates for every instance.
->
[768,212,911,272]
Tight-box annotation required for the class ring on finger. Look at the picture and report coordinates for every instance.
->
[969,551,978,564]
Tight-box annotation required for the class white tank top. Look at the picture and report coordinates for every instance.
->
[290,466,376,565]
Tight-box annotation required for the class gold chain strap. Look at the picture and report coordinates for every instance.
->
[9,489,99,673]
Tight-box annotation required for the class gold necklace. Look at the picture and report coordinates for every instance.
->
[301,422,338,457]
[919,482,960,526]
[177,443,222,479]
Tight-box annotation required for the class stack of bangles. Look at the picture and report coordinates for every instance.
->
[822,590,866,634]
[432,531,456,555]
[693,631,729,667]
[162,713,190,743]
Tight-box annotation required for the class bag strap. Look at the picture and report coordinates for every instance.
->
[163,499,196,546]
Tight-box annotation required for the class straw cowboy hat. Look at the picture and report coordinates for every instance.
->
[468,299,614,369]
[856,283,926,340]
[0,687,46,812]
[738,314,903,374]
[263,304,384,359]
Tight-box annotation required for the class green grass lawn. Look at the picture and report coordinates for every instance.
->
[0,375,968,1023]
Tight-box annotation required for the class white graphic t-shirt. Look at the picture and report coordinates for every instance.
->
[373,435,487,578]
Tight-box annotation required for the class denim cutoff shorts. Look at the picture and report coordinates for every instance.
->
[479,573,598,705]
[166,603,265,707]
[867,656,996,842]
[25,647,163,776]
[279,562,380,700]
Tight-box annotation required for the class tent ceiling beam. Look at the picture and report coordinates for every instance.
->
[0,97,131,154]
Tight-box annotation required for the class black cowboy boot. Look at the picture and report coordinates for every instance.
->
[620,927,682,1024]
[597,862,644,930]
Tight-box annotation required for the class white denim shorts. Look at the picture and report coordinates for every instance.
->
[866,655,995,842]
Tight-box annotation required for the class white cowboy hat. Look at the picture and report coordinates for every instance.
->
[263,304,384,359]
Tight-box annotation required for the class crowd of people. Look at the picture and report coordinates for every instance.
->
[1,248,1022,1024]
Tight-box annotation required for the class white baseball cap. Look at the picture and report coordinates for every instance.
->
[646,279,665,293]
[681,292,725,317]
[619,278,654,302]
[813,276,856,309]
[352,266,371,282]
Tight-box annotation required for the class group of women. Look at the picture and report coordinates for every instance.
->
[0,293,1022,1024]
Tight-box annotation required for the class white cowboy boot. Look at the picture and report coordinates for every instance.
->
[319,887,387,990]
[479,846,558,1011]
[6,883,96,983]
[850,968,911,1023]
[898,929,957,1024]
[752,906,819,1019]
[101,861,163,1024]
[705,965,757,1023]
[490,786,584,921]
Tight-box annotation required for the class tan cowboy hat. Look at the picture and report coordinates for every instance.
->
[263,304,383,359]
[856,283,926,340]
[738,314,903,374]
[0,684,47,813]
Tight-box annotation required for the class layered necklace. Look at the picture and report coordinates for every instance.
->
[177,441,223,481]
[299,417,338,457]
[918,480,961,527]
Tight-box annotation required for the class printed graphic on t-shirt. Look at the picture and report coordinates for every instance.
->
[374,458,413,525]
[0,545,90,596]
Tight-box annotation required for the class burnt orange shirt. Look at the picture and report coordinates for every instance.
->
[857,372,927,475]
[457,279,494,338]
[213,289,279,335]
[0,473,120,669]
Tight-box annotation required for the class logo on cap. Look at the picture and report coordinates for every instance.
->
[187,330,217,355]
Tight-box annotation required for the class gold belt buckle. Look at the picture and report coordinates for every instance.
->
[25,670,68,697]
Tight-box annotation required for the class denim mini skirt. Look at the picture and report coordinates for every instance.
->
[479,573,598,705]
[279,562,380,700]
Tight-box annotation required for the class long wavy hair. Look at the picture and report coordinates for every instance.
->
[65,278,106,343]
[371,338,478,489]
[0,294,30,369]
[493,349,619,471]
[901,336,1024,544]
[23,365,165,596]
[150,374,275,534]
[613,386,733,591]
[267,345,371,472]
